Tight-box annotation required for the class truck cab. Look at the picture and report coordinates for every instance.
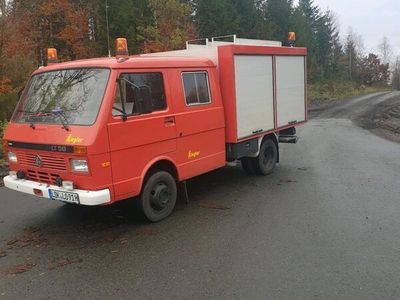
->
[3,36,307,222]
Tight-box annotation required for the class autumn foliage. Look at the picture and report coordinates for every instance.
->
[141,0,196,53]
[0,0,394,101]
[0,0,195,93]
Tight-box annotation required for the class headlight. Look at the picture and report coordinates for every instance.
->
[8,152,17,163]
[70,159,89,173]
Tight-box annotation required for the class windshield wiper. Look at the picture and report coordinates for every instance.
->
[19,109,39,130]
[18,109,69,130]
[50,108,70,131]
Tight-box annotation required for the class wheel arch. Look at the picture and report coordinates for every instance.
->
[262,133,279,163]
[248,133,279,162]
[139,157,180,193]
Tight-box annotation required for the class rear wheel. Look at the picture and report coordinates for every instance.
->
[255,139,278,175]
[241,157,257,174]
[138,171,177,222]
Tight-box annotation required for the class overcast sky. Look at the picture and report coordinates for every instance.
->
[312,0,400,58]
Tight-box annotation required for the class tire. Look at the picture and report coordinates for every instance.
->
[254,139,278,176]
[241,157,257,174]
[138,171,177,222]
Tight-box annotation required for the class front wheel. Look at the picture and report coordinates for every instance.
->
[255,139,278,175]
[138,171,177,222]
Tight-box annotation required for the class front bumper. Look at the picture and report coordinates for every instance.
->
[3,175,111,206]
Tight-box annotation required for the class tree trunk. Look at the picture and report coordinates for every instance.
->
[0,0,6,18]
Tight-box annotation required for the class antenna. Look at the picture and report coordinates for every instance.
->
[105,0,111,57]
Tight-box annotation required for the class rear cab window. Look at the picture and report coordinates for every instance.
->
[113,72,167,116]
[182,72,212,106]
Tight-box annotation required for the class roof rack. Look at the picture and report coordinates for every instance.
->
[186,34,282,49]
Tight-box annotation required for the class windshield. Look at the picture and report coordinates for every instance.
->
[12,68,110,126]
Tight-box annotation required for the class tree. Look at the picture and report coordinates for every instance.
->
[263,0,293,41]
[360,53,389,86]
[291,0,321,80]
[141,0,196,52]
[231,0,264,38]
[7,0,95,62]
[343,28,364,82]
[193,0,240,38]
[87,0,153,55]
[0,0,5,18]
[392,56,400,90]
[378,36,393,65]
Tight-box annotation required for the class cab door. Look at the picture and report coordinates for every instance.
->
[171,68,226,180]
[107,70,177,200]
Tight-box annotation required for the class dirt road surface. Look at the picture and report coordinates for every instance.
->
[0,92,400,299]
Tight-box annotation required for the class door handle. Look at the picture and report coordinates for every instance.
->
[164,116,175,126]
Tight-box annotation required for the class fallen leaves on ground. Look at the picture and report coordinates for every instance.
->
[5,263,36,275]
[49,257,82,269]
[0,250,6,258]
[6,239,18,246]
[4,228,47,250]
[137,228,156,236]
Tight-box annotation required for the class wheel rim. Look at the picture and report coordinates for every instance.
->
[149,182,171,211]
[262,145,275,169]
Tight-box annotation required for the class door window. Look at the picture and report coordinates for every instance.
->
[182,72,211,106]
[113,72,166,116]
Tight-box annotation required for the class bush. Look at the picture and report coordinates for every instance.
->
[0,119,8,161]
[0,93,18,120]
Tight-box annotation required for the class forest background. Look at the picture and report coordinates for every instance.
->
[0,0,399,143]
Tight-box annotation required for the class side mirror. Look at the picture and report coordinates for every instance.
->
[137,86,153,114]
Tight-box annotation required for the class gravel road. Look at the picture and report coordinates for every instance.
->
[0,92,400,299]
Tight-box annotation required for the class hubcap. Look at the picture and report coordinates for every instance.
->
[150,182,170,211]
[262,146,274,168]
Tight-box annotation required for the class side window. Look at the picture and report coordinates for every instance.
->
[113,72,166,116]
[182,72,211,106]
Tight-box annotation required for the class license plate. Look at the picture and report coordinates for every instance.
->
[48,189,80,204]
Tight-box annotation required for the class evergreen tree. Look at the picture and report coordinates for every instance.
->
[343,28,364,82]
[231,0,264,38]
[263,0,293,42]
[291,0,320,81]
[193,0,239,38]
[88,0,153,55]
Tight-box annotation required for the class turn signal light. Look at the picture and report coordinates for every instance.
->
[115,38,129,58]
[73,145,87,154]
[47,48,58,64]
[288,32,296,47]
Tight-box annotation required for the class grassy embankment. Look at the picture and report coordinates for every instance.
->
[308,81,392,103]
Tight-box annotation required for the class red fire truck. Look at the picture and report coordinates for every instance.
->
[3,35,307,222]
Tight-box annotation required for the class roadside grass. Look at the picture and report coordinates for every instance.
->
[308,82,392,103]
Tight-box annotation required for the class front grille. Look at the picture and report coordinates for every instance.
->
[26,169,59,185]
[18,152,67,171]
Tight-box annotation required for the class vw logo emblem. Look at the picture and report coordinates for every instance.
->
[35,155,43,167]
